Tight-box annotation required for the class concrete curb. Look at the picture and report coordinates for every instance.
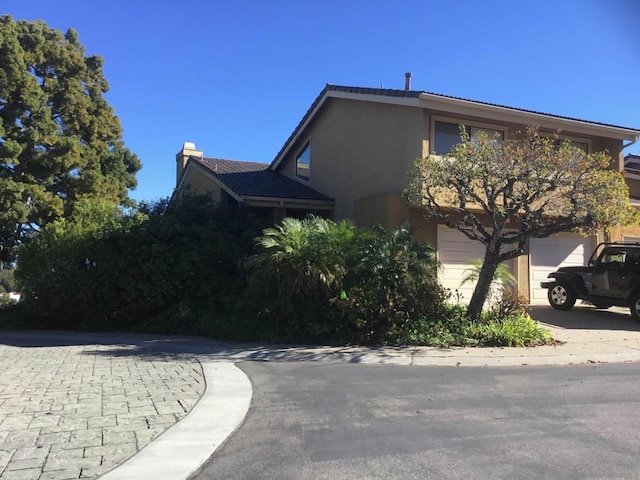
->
[100,362,252,480]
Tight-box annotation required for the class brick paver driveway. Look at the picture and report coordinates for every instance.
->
[0,341,204,480]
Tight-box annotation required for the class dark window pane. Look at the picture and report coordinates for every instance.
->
[296,142,310,181]
[434,121,463,155]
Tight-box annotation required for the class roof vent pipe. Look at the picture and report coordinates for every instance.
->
[404,72,412,90]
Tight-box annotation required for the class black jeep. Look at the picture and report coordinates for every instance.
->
[540,242,640,320]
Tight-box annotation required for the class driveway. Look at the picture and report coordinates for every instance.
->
[528,304,640,362]
[0,336,206,480]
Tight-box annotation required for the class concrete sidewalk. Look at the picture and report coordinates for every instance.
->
[0,304,640,479]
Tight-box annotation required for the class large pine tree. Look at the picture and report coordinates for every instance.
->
[0,15,141,260]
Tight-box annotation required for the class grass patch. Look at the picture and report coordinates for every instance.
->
[397,304,553,347]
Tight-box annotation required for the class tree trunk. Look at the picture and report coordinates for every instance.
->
[466,247,501,319]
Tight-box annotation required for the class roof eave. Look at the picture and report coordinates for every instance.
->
[270,87,640,172]
[419,93,640,141]
[243,195,334,209]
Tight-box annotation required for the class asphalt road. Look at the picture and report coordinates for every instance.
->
[192,362,640,480]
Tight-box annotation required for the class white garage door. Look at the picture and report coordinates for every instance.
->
[437,226,512,305]
[529,234,594,305]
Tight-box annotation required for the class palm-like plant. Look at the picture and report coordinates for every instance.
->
[460,259,516,288]
[249,216,352,297]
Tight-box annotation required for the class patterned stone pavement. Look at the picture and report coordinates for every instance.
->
[0,343,205,480]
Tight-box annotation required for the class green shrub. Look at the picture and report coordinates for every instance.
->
[16,195,266,332]
[240,216,361,343]
[0,270,15,293]
[490,286,529,318]
[0,294,16,307]
[462,313,553,347]
[244,218,449,345]
[15,201,554,349]
[0,302,35,330]
[335,226,449,344]
[392,302,553,348]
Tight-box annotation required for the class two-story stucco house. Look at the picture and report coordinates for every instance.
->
[174,82,640,304]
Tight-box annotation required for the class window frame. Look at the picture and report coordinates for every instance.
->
[295,141,311,182]
[430,115,508,156]
[537,131,592,154]
[624,157,640,180]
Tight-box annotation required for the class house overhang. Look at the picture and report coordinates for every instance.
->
[270,86,640,171]
[243,196,334,210]
[418,93,640,142]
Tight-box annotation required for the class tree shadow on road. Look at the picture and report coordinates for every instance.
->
[0,330,418,364]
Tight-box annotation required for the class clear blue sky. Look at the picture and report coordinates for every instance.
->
[4,0,640,202]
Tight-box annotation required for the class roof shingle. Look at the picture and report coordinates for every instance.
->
[193,157,332,202]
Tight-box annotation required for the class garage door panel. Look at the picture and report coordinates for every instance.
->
[529,235,593,305]
[438,226,512,305]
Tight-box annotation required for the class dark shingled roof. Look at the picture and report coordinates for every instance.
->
[271,84,640,166]
[193,157,332,201]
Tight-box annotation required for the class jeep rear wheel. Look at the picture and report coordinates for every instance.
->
[630,294,640,321]
[548,283,576,310]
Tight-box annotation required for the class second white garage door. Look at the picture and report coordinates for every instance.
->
[529,234,594,305]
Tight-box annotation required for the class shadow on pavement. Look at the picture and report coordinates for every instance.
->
[0,330,418,364]
[530,304,640,331]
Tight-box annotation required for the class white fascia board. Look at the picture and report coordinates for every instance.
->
[174,159,194,193]
[326,90,422,107]
[419,93,640,141]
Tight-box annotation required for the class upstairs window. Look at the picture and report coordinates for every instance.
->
[433,120,504,155]
[296,142,310,182]
[569,140,588,153]
[538,132,590,154]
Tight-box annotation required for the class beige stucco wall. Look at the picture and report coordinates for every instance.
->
[353,193,436,245]
[609,225,640,242]
[179,167,223,202]
[277,99,626,224]
[278,98,428,221]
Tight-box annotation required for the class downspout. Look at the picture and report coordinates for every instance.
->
[623,136,639,151]
[622,134,639,174]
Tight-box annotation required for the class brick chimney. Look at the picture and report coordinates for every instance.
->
[176,142,203,185]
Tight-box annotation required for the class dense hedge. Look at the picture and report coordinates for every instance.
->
[10,198,552,347]
[15,196,266,332]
